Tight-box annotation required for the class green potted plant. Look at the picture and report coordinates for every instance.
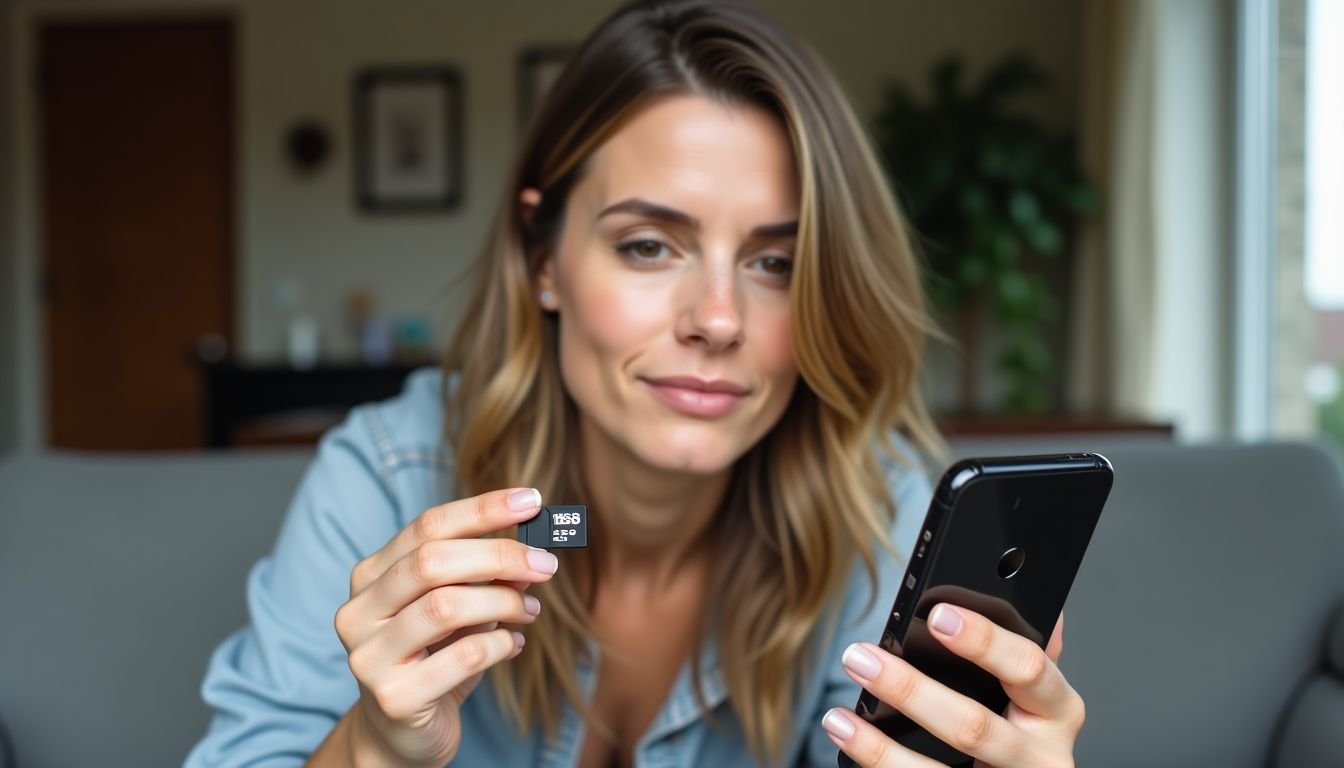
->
[874,53,1098,413]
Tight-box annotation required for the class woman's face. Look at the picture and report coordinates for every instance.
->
[534,94,800,476]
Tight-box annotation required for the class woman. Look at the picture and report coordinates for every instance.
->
[186,1,1085,766]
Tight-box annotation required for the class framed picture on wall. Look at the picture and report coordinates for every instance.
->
[354,66,463,212]
[517,46,573,130]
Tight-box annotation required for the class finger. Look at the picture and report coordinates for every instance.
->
[351,488,543,593]
[339,539,557,646]
[362,585,540,665]
[926,604,1081,722]
[427,622,497,656]
[1045,612,1064,663]
[369,628,523,722]
[841,642,1025,765]
[821,707,945,768]
[416,627,526,701]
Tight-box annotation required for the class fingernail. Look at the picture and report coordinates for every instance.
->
[822,708,856,740]
[842,643,881,681]
[523,595,541,616]
[508,488,542,513]
[507,631,525,659]
[930,604,963,637]
[526,548,558,574]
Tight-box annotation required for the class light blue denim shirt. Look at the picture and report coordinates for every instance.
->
[185,367,930,768]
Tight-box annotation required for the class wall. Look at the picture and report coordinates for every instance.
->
[236,0,1082,361]
[0,0,17,454]
[8,0,1082,449]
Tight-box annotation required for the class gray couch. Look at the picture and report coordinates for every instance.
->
[2,439,1342,767]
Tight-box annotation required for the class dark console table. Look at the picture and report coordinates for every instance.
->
[201,361,433,448]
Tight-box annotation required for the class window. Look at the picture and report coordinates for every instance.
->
[1304,0,1344,451]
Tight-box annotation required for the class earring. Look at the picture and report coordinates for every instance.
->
[539,290,555,305]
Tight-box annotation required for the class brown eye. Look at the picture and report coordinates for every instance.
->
[755,255,793,277]
[616,239,670,262]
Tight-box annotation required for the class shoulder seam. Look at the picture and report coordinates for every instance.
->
[357,406,398,498]
[360,402,455,473]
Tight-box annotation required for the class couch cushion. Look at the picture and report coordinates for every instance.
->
[1330,604,1344,675]
[945,439,1344,766]
[1273,675,1344,768]
[0,449,313,768]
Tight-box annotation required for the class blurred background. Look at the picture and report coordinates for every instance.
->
[0,0,1339,452]
[3,3,1344,767]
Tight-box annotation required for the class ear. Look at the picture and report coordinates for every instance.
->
[522,188,559,310]
[534,254,559,311]
[519,187,542,227]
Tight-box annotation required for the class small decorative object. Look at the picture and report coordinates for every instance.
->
[517,46,573,129]
[285,120,331,173]
[874,53,1098,413]
[354,66,463,212]
[360,316,395,367]
[394,316,431,362]
[287,315,321,370]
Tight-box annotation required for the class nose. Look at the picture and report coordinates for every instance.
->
[676,261,744,353]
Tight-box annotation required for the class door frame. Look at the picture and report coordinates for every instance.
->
[9,0,240,450]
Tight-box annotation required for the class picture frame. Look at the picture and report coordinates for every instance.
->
[517,46,573,130]
[354,66,463,212]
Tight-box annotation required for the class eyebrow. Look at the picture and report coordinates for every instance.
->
[596,197,798,239]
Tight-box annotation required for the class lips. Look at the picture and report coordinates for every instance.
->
[639,375,751,418]
[641,375,750,395]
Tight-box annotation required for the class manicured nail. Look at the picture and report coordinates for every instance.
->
[506,631,525,659]
[930,604,963,637]
[526,548,558,574]
[523,595,541,616]
[842,643,881,681]
[507,631,526,658]
[508,488,542,513]
[823,708,856,740]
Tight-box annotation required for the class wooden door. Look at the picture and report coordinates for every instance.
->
[40,18,234,450]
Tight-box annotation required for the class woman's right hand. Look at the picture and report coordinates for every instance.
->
[332,488,559,768]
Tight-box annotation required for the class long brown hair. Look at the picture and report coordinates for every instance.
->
[443,0,942,762]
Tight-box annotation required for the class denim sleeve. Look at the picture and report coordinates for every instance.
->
[184,411,403,767]
[800,462,933,767]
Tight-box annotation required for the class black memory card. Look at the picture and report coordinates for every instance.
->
[517,505,588,549]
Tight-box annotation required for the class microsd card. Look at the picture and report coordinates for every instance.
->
[517,505,588,549]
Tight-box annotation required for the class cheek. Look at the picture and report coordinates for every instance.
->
[756,302,798,382]
[563,269,667,364]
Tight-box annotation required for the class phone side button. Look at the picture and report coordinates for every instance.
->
[880,630,896,650]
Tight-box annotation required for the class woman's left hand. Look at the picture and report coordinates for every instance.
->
[823,606,1083,768]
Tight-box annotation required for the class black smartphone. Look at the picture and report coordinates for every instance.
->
[839,453,1114,767]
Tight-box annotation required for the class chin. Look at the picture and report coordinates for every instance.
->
[635,427,744,476]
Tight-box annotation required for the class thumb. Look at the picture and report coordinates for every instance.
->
[1045,612,1065,663]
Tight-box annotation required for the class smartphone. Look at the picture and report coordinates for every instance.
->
[839,453,1114,767]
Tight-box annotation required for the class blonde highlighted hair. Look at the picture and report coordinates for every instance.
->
[443,0,943,762]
